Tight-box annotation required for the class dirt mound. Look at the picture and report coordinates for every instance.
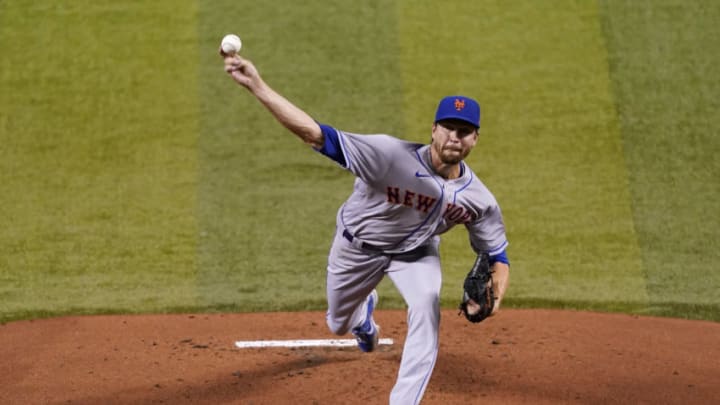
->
[2,309,718,404]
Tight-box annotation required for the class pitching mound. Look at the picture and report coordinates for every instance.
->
[1,309,718,404]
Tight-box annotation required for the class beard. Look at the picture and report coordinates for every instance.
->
[438,146,466,164]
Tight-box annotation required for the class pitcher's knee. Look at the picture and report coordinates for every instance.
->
[326,314,351,335]
[408,291,440,312]
[406,292,441,325]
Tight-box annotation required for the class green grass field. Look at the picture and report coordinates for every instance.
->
[1,0,718,323]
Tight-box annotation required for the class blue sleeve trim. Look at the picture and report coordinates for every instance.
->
[489,249,509,266]
[315,124,347,167]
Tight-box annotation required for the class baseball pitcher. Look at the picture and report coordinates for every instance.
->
[221,51,510,405]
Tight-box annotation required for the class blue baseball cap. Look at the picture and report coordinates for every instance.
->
[434,95,481,128]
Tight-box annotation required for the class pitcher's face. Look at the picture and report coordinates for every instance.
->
[431,119,478,164]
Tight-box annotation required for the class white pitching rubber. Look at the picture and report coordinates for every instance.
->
[235,338,394,349]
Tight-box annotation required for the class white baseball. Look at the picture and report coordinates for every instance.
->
[221,34,242,54]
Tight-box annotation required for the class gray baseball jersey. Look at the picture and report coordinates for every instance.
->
[320,125,508,255]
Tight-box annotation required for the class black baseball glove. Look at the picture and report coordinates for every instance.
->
[459,253,495,323]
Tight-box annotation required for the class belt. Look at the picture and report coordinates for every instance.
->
[342,229,385,252]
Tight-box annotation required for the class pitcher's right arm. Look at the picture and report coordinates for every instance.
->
[221,52,323,149]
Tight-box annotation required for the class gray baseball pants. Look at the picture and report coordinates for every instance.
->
[325,229,442,405]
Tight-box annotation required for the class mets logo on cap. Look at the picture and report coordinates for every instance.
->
[454,98,465,111]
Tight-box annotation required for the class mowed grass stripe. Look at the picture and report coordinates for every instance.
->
[397,1,647,306]
[196,1,406,310]
[600,1,720,317]
[0,1,199,321]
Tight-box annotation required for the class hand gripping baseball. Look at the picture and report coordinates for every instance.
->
[220,50,261,90]
[459,253,495,323]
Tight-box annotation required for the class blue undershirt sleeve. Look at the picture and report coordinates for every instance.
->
[489,249,509,266]
[314,123,347,167]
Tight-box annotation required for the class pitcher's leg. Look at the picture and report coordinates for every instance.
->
[386,253,442,405]
[325,266,384,335]
[325,231,388,335]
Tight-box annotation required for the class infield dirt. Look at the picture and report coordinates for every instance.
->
[2,309,718,404]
